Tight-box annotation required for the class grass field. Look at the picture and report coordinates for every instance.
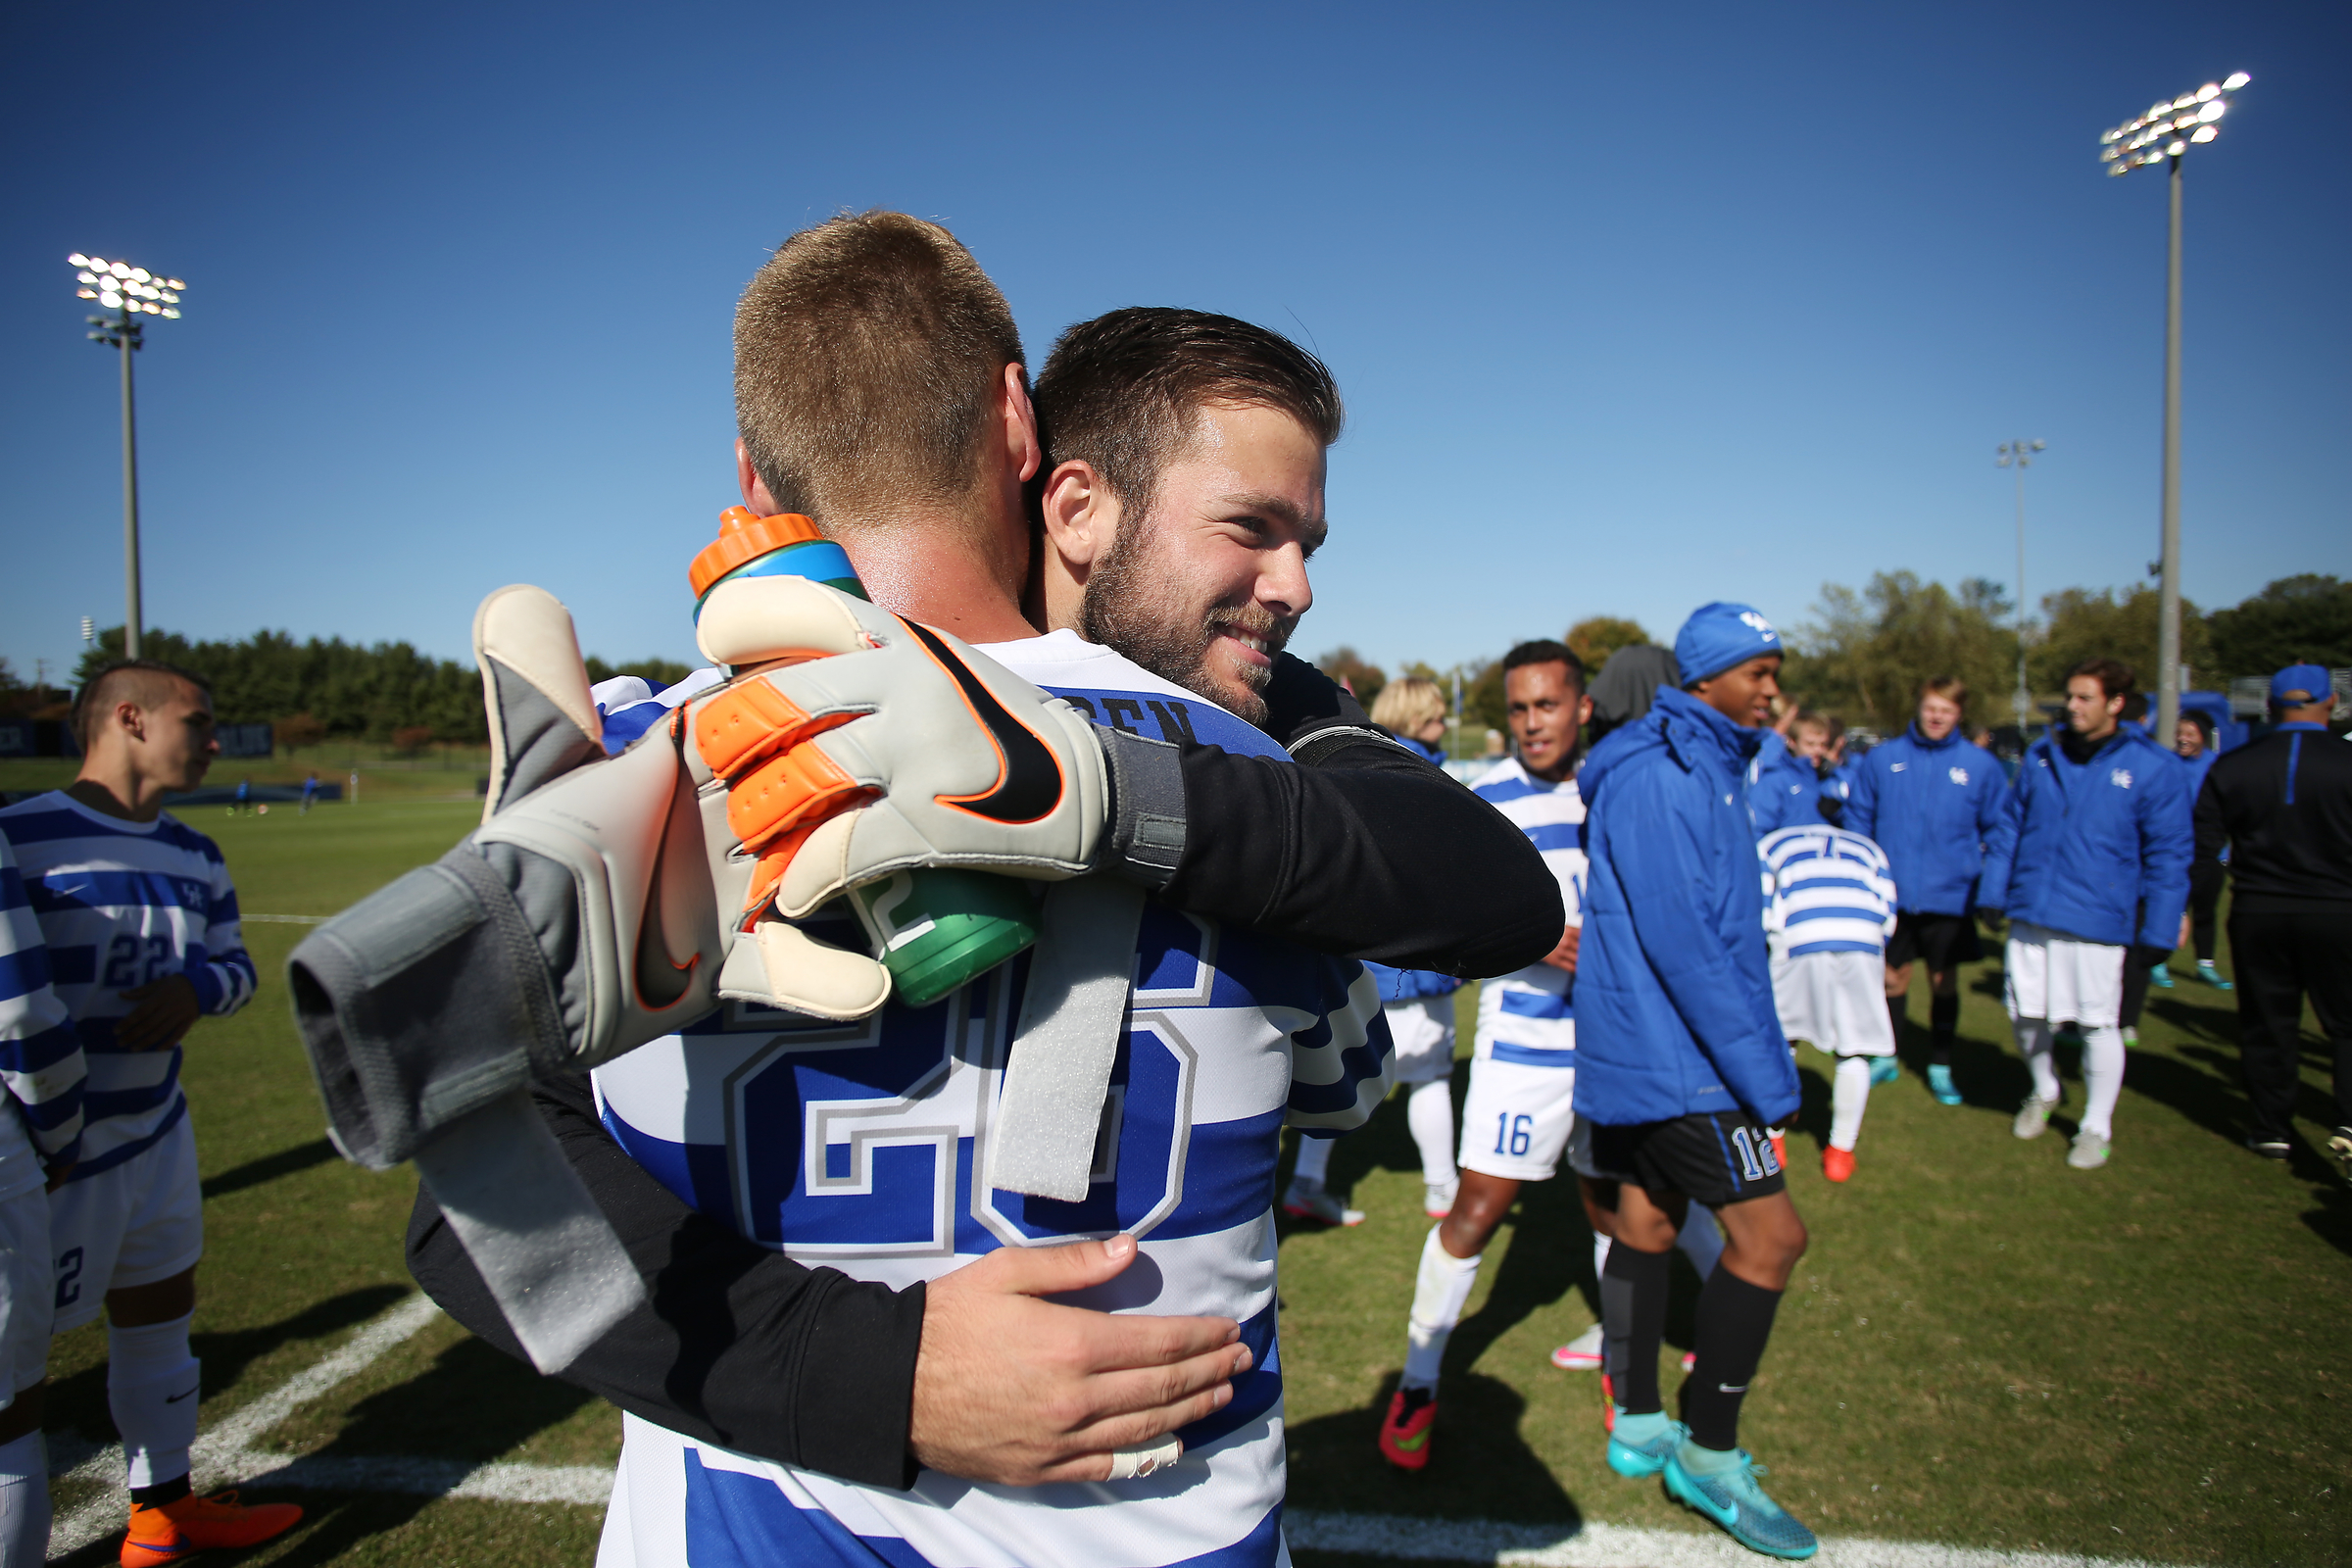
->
[17,790,2352,1566]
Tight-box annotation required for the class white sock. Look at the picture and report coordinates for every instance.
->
[1592,1232,1611,1285]
[1831,1054,1873,1152]
[1401,1226,1483,1390]
[2016,1018,2060,1103]
[1407,1080,1456,1188]
[1675,1206,1724,1280]
[0,1429,49,1567]
[108,1314,199,1492]
[1291,1134,1334,1187]
[2081,1024,2126,1140]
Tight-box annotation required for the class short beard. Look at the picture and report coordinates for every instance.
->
[1078,522,1289,728]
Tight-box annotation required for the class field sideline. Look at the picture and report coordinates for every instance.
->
[16,792,2351,1566]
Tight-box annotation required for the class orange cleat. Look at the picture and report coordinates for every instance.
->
[1822,1147,1855,1183]
[122,1489,303,1567]
[1770,1132,1788,1171]
[1378,1387,1437,1470]
[1599,1370,1615,1432]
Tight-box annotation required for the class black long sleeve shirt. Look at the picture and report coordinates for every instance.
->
[409,652,1559,1487]
[2194,722,2352,913]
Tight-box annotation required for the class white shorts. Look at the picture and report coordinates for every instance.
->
[1383,998,1457,1085]
[2003,923,2125,1030]
[48,1111,204,1334]
[0,1186,53,1403]
[1771,949,1895,1058]
[1459,1056,1576,1181]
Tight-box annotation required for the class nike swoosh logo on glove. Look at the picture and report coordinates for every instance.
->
[904,622,1064,823]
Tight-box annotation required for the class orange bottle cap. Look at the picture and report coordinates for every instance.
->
[689,507,826,599]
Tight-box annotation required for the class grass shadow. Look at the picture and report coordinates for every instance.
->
[203,1140,338,1201]
[1286,1369,1584,1526]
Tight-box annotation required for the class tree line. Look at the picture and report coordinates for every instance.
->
[1321,573,2352,739]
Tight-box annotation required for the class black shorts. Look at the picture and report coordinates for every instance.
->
[1590,1111,1788,1207]
[1886,911,1983,972]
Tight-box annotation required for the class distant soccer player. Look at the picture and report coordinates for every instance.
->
[2173,713,2230,991]
[298,771,319,816]
[1844,677,2008,1106]
[1979,659,2190,1170]
[1379,643,1722,1473]
[1759,823,1898,1182]
[1288,678,1459,1226]
[1577,603,1817,1559]
[0,828,87,1566]
[1749,710,1838,834]
[0,662,301,1567]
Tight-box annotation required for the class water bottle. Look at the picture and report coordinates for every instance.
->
[689,507,1040,1006]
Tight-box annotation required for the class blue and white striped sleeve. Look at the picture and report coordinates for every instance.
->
[0,831,85,1166]
[190,851,257,1015]
[1285,960,1396,1137]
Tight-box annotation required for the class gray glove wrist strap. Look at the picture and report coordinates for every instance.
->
[1098,725,1187,889]
[1287,722,1403,769]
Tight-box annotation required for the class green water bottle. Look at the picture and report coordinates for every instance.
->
[690,507,1039,1006]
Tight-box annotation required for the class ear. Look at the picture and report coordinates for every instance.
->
[1001,365,1041,484]
[1575,691,1595,729]
[735,439,781,515]
[115,701,147,744]
[1039,458,1119,575]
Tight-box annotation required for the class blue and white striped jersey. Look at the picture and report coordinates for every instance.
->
[0,827,86,1200]
[1467,757,1584,1068]
[591,630,1393,1568]
[1758,824,1898,957]
[0,793,255,1180]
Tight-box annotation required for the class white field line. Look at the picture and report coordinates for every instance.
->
[40,1298,2175,1568]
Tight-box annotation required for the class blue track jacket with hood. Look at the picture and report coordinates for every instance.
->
[1978,724,2192,949]
[1576,686,1800,1127]
[1843,724,2012,915]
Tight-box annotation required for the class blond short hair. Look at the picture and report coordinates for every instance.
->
[1372,677,1446,733]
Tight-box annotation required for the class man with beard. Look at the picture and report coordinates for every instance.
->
[409,216,1556,1568]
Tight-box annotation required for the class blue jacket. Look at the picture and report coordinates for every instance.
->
[1843,724,2012,916]
[1748,740,1834,835]
[1575,687,1798,1127]
[1364,733,1467,1004]
[1979,726,2192,948]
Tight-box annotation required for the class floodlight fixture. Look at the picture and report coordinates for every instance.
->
[65,252,188,659]
[2095,74,2249,744]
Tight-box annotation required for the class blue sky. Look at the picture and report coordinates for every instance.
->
[3,1,2344,689]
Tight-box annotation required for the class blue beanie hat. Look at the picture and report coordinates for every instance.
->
[1675,602,1783,686]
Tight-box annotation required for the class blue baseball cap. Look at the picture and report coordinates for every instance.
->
[1675,602,1783,686]
[2271,663,2332,706]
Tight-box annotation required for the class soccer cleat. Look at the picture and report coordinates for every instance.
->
[2148,963,2174,990]
[2245,1136,2290,1161]
[2012,1095,2056,1140]
[1664,1447,1819,1559]
[1767,1130,1787,1170]
[1378,1387,1437,1470]
[2121,1026,2138,1047]
[2195,960,2234,992]
[1868,1056,1900,1087]
[1822,1146,1854,1183]
[1550,1323,1604,1371]
[1424,1178,1459,1219]
[2067,1130,2111,1169]
[1281,1179,1364,1227]
[1926,1063,1962,1105]
[1598,1370,1614,1431]
[122,1490,303,1568]
[1606,1413,1686,1478]
[2328,1128,2352,1185]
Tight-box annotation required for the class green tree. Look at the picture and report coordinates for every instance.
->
[2030,584,2211,695]
[585,656,697,688]
[1314,647,1386,708]
[1787,572,2020,732]
[2207,575,2352,678]
[1564,616,1650,675]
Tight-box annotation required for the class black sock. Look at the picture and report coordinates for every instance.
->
[1885,995,1906,1053]
[1930,993,1960,1067]
[1600,1242,1672,1416]
[131,1474,191,1510]
[1682,1270,1784,1451]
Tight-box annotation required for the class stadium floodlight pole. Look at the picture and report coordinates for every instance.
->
[68,253,187,661]
[2099,71,2248,744]
[1996,439,2046,733]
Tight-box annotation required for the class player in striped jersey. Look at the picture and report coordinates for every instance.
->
[1381,643,1721,1471]
[1758,825,1899,1182]
[0,662,298,1567]
[0,827,87,1564]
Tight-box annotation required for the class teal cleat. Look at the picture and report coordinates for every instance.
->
[1606,1414,1686,1478]
[1868,1056,1901,1087]
[1926,1063,1962,1104]
[2149,962,2174,989]
[2196,960,2234,992]
[1665,1446,1820,1559]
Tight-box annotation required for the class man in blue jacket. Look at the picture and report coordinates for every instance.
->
[1577,603,1816,1560]
[1844,677,2011,1106]
[1979,658,2191,1171]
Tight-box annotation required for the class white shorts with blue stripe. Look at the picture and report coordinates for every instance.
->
[1460,980,1576,1181]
